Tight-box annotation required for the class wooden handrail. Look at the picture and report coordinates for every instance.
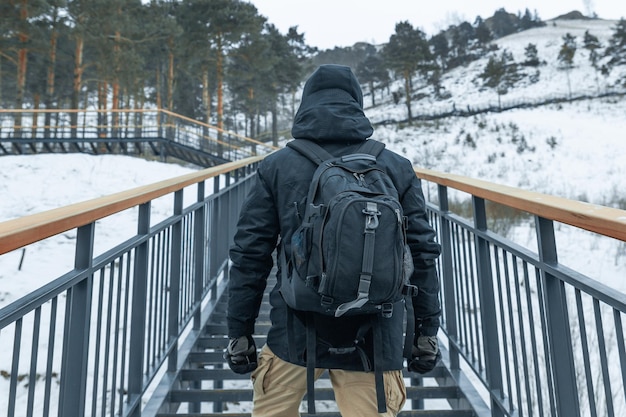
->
[415,167,626,243]
[0,155,265,255]
[3,153,623,255]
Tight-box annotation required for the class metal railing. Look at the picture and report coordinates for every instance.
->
[416,167,626,417]
[0,109,277,162]
[1,156,626,416]
[0,155,262,417]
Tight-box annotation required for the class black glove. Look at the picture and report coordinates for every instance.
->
[224,335,258,374]
[408,335,441,374]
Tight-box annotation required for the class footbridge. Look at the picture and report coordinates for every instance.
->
[0,109,277,167]
[1,132,626,416]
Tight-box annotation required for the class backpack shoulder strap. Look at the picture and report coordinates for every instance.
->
[287,139,334,165]
[357,139,386,158]
[288,139,386,163]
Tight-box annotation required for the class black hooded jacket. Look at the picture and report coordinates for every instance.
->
[227,64,441,371]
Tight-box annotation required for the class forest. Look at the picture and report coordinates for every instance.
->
[2,0,624,141]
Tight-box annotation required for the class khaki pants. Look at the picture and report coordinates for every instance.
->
[250,345,406,417]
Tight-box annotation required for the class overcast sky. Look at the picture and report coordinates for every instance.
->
[248,0,626,50]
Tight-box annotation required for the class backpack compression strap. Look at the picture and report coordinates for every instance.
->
[335,200,380,317]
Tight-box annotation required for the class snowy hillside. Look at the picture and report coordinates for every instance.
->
[363,19,626,204]
[370,19,626,122]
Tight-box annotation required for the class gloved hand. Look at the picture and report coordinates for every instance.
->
[408,335,440,374]
[224,335,257,374]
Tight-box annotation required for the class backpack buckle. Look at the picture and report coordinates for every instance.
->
[321,295,333,306]
[363,202,381,230]
[381,303,393,318]
[329,346,356,354]
[403,284,419,297]
[305,275,319,288]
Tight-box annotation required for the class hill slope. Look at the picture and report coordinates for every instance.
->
[367,19,626,207]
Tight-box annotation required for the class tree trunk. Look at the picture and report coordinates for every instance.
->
[112,31,121,138]
[216,37,224,129]
[98,81,108,140]
[166,39,175,140]
[369,81,375,107]
[16,0,28,110]
[201,68,211,152]
[156,66,162,109]
[272,100,278,147]
[216,35,224,156]
[72,38,84,109]
[32,94,40,138]
[112,82,119,135]
[202,68,210,123]
[45,29,58,138]
[0,54,3,106]
[167,38,174,112]
[404,70,413,124]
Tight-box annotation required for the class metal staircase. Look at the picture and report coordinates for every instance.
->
[154,281,478,416]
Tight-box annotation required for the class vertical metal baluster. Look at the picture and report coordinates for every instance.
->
[58,222,95,417]
[522,263,545,417]
[168,191,183,372]
[494,247,514,409]
[512,257,531,417]
[536,215,580,417]
[91,270,106,417]
[43,298,58,417]
[472,196,505,417]
[575,289,597,417]
[8,318,22,417]
[593,299,614,416]
[26,306,41,417]
[614,309,626,408]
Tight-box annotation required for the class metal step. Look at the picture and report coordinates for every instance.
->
[155,282,478,417]
[168,385,463,403]
[157,412,474,417]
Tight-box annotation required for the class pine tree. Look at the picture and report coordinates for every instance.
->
[382,21,433,123]
[479,49,520,108]
[264,25,309,144]
[524,43,540,66]
[558,33,577,98]
[429,32,450,70]
[474,17,493,47]
[356,51,388,107]
[491,8,517,38]
[604,18,626,86]
[583,30,603,93]
[0,0,49,112]
[451,21,475,58]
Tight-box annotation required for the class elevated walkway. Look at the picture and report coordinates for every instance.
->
[0,109,278,167]
[0,135,232,167]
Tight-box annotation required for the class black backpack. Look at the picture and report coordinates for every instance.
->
[279,139,417,413]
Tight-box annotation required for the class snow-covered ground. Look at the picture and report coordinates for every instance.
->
[0,154,200,306]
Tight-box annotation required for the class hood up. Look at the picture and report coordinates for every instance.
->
[291,64,373,142]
